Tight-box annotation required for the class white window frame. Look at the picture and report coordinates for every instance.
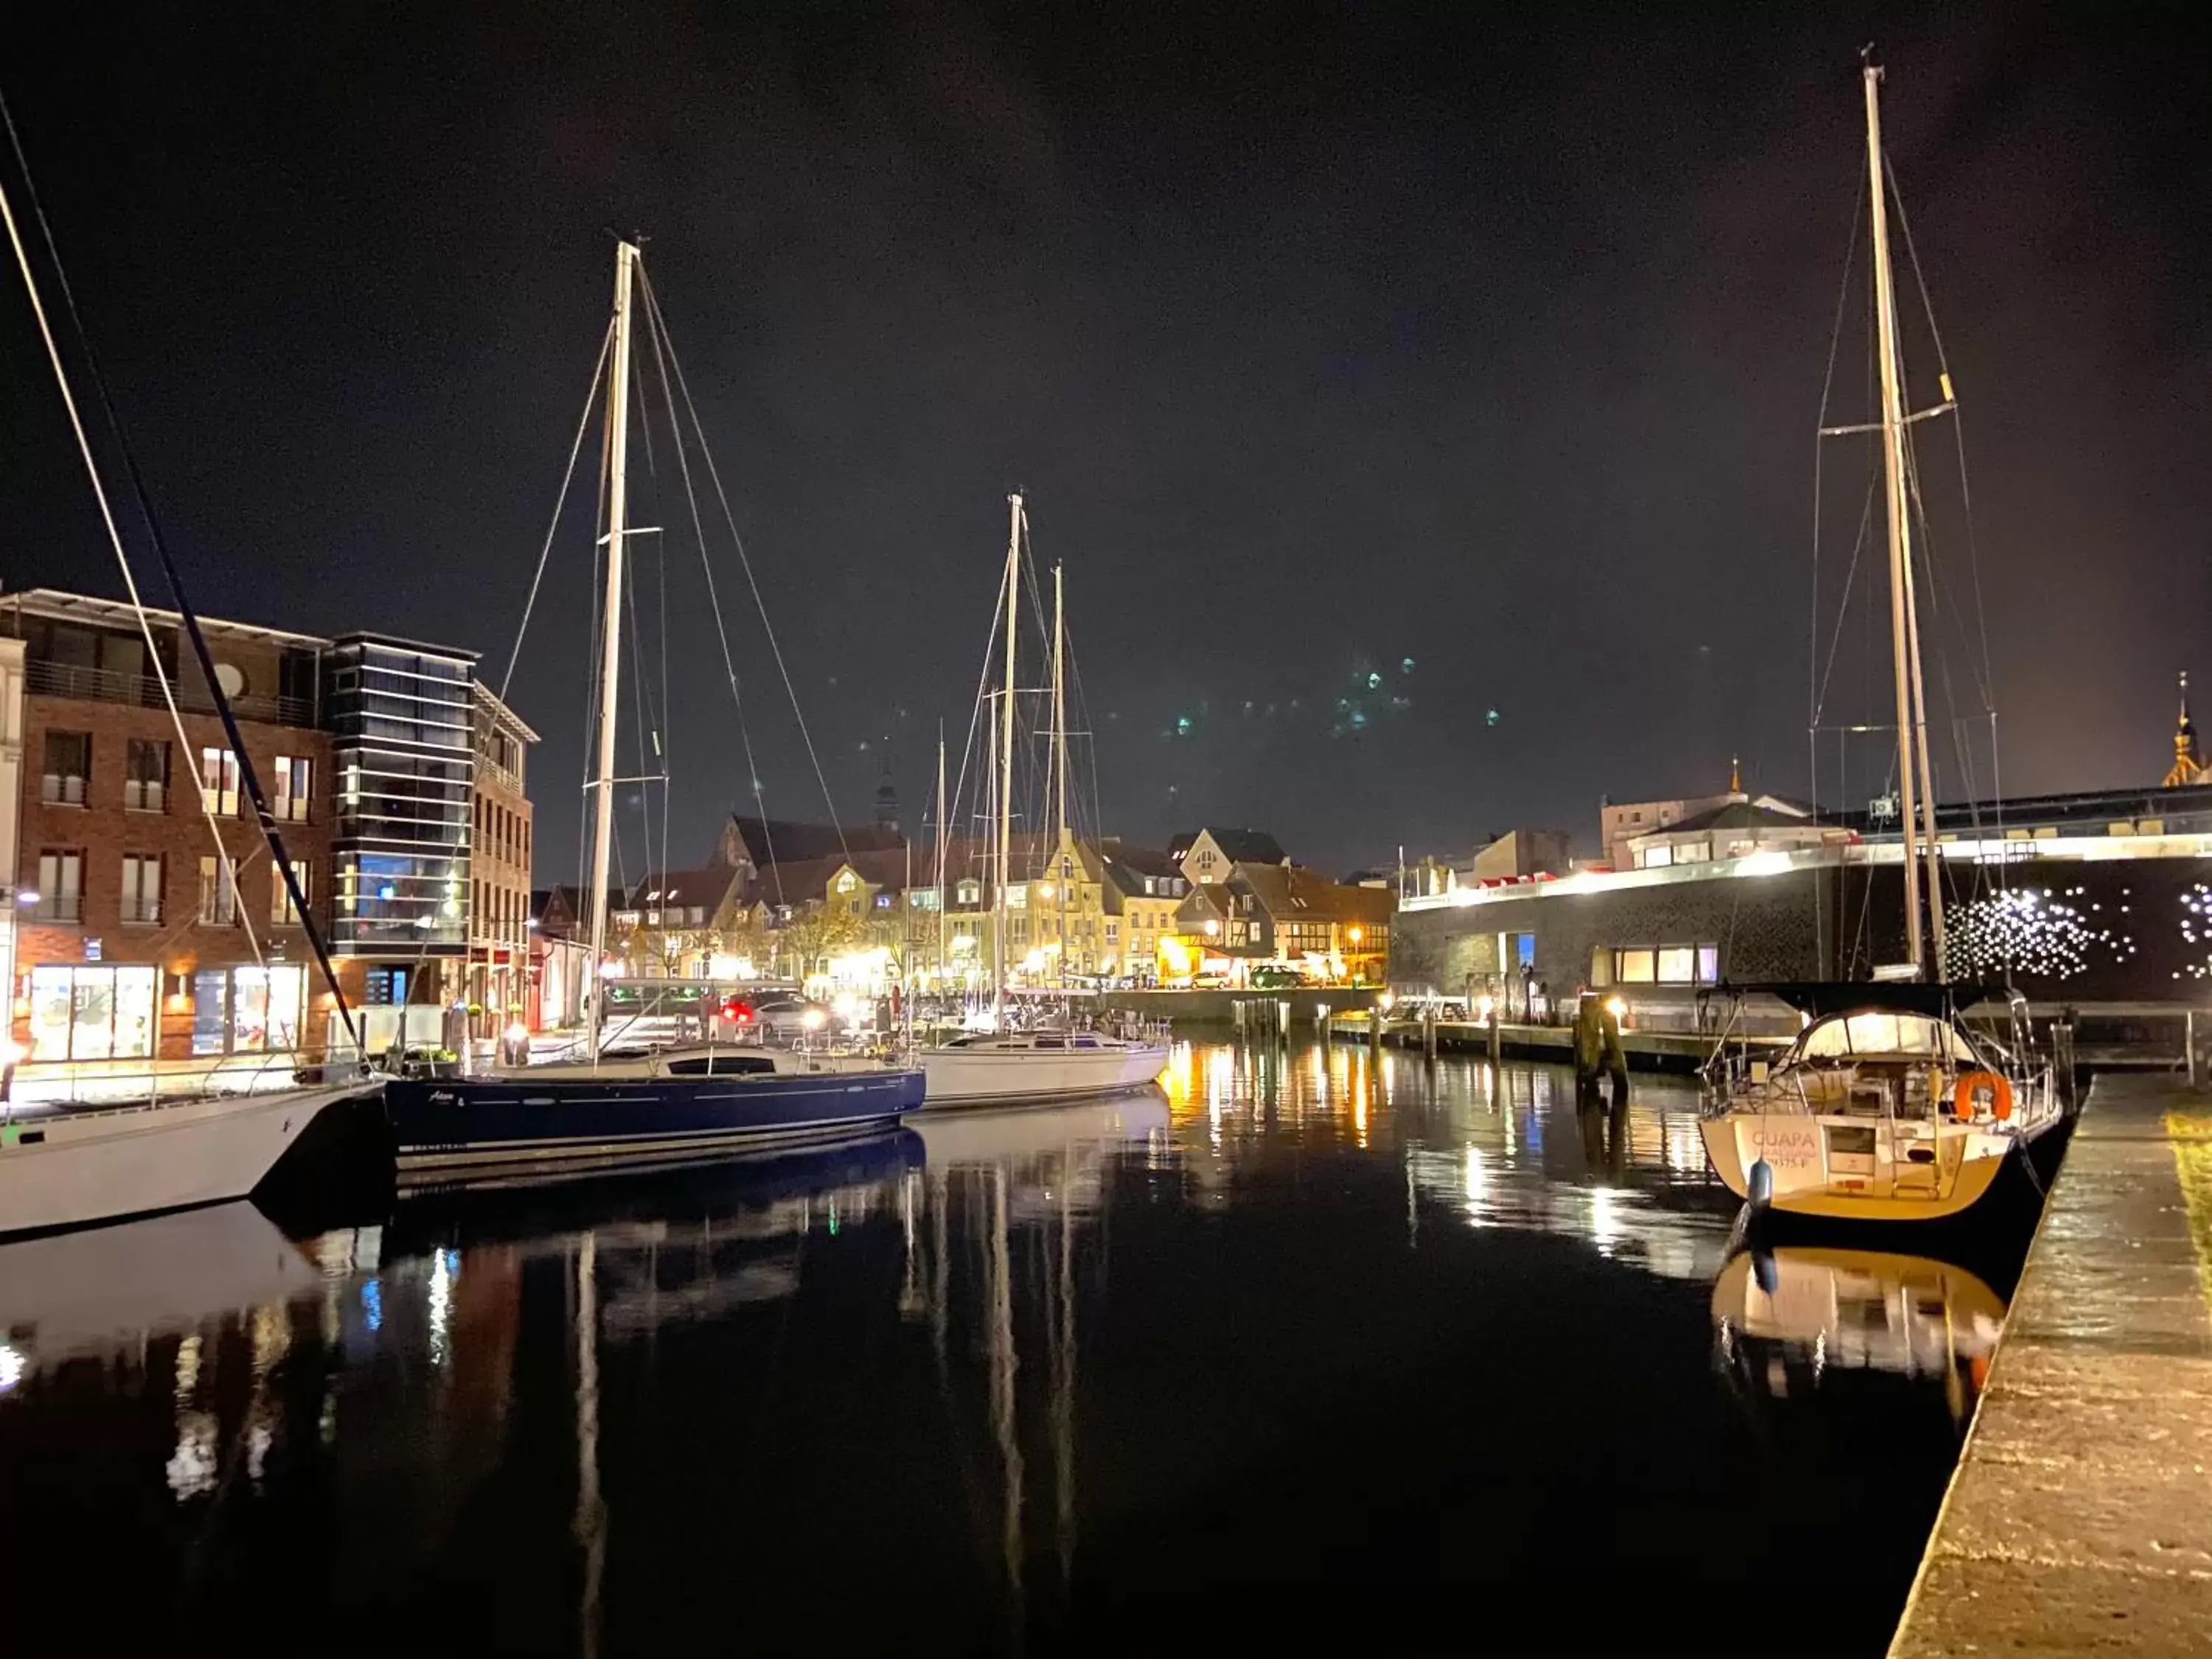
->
[122,853,164,924]
[274,754,311,822]
[40,849,83,922]
[201,746,241,816]
[199,855,238,925]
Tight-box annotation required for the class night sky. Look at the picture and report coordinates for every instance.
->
[2,3,2205,882]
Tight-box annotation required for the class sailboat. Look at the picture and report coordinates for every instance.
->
[1694,58,2063,1224]
[381,240,922,1180]
[0,133,379,1238]
[919,496,1167,1108]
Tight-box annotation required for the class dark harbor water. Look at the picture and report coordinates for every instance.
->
[0,1043,2032,1656]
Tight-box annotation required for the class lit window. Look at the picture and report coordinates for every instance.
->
[1615,948,1655,984]
[1696,945,1720,984]
[1641,844,1673,869]
[199,747,240,815]
[198,855,238,925]
[1656,946,1695,984]
[272,862,309,926]
[273,755,311,822]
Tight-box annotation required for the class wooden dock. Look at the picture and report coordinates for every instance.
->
[1889,1073,2212,1655]
[1321,1012,1786,1074]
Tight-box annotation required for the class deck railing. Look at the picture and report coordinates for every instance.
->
[26,658,316,728]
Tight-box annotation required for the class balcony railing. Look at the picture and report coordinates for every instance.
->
[26,658,316,728]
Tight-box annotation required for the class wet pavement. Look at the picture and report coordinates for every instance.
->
[0,1043,2038,1655]
[1891,1073,2212,1658]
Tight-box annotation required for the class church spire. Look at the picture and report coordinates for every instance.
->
[1728,754,1743,799]
[2164,671,2203,789]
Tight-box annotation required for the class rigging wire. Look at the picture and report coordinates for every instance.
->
[625,352,660,908]
[633,275,783,902]
[0,97,303,1016]
[499,321,613,705]
[637,270,852,871]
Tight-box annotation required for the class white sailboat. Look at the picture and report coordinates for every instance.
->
[0,136,378,1239]
[1695,59,2063,1224]
[920,495,1166,1108]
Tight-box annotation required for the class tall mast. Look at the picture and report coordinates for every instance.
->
[934,723,948,990]
[1863,63,1927,976]
[1902,495,1948,968]
[994,493,1021,1026]
[1051,560,1068,986]
[585,240,639,1055]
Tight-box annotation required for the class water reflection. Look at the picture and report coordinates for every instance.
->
[1161,1037,1735,1281]
[1712,1248,2007,1429]
[900,1096,1168,1630]
[0,1046,2028,1656]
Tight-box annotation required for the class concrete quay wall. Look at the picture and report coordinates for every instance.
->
[1890,1074,2212,1656]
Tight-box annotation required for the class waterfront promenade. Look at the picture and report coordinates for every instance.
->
[1891,1073,2212,1655]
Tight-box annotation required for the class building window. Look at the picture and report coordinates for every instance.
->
[122,739,171,812]
[29,964,156,1062]
[1006,885,1027,910]
[1615,947,1656,984]
[38,849,83,922]
[835,870,858,894]
[1697,944,1720,984]
[272,861,310,925]
[192,964,307,1055]
[41,731,90,805]
[1657,946,1695,984]
[198,855,239,925]
[200,746,241,815]
[956,879,981,906]
[1641,844,1673,869]
[274,755,311,822]
[121,853,164,924]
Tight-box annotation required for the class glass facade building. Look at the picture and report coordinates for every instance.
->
[325,634,476,960]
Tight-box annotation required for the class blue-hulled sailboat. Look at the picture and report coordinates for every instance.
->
[383,239,920,1177]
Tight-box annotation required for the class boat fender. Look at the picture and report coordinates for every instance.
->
[1747,1158,1773,1210]
[1752,1249,1779,1297]
[1953,1071,2011,1122]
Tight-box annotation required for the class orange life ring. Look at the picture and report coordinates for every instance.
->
[1953,1071,2012,1122]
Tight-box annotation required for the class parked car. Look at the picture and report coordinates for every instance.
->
[747,994,833,1040]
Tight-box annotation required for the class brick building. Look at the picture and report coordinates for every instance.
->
[0,591,489,1065]
[465,682,537,1036]
[4,591,337,1063]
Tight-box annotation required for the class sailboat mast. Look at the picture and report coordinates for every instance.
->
[1051,560,1068,987]
[1863,63,1927,975]
[935,724,948,991]
[1902,512,1948,967]
[585,240,640,1054]
[994,493,1021,1025]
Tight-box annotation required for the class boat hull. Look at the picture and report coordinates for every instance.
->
[920,1043,1169,1108]
[1699,1111,2023,1222]
[0,1081,374,1238]
[383,1067,926,1180]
